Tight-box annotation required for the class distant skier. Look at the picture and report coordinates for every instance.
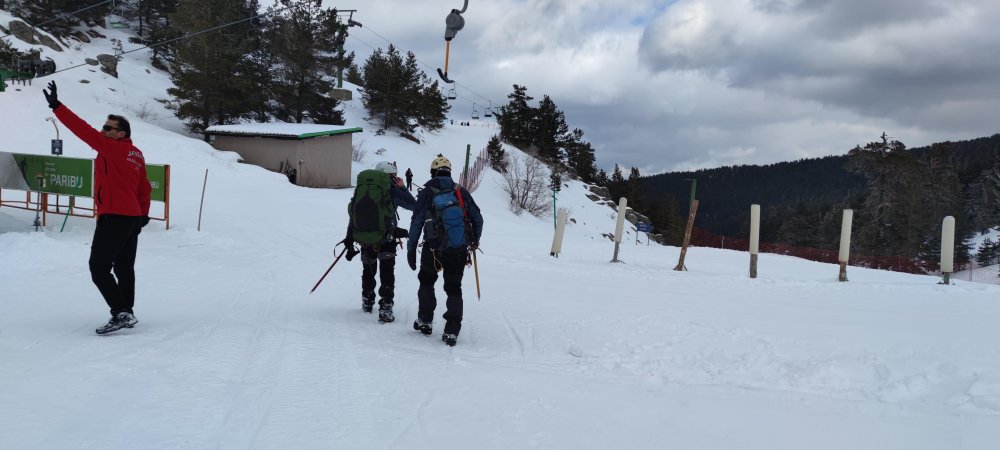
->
[43,81,152,335]
[407,155,484,346]
[405,168,413,191]
[341,161,415,323]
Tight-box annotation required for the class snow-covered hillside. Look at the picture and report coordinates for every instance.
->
[3,16,1000,450]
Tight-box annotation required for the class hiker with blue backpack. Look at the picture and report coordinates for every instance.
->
[341,161,416,323]
[407,155,484,346]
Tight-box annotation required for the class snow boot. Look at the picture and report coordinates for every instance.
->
[95,312,137,335]
[378,305,395,323]
[442,333,457,347]
[361,291,375,313]
[413,318,432,335]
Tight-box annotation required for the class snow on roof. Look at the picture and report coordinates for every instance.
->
[205,123,363,139]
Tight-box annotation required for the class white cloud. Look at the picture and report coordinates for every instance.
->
[329,0,1000,174]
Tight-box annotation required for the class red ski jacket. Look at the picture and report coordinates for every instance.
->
[54,105,151,217]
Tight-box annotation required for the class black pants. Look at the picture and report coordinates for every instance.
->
[361,240,398,307]
[417,247,467,335]
[89,214,143,316]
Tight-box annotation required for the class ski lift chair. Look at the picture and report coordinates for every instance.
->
[108,1,129,29]
[471,103,480,120]
[447,83,457,100]
[484,100,493,118]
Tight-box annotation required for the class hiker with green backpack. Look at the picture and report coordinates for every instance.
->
[341,161,416,323]
[406,155,484,346]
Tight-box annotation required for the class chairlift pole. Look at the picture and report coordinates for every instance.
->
[552,188,557,229]
[437,0,469,83]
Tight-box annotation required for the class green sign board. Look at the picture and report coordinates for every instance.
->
[147,164,167,202]
[2,153,167,201]
[11,153,93,196]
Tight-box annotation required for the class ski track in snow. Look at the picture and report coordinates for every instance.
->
[2,14,1000,448]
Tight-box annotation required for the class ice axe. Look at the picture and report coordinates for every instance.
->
[310,246,348,294]
[437,0,469,84]
[471,246,481,301]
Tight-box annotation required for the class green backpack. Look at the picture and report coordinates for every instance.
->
[348,169,393,245]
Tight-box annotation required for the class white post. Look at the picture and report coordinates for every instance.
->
[838,209,853,282]
[611,197,627,263]
[940,216,955,285]
[749,204,760,278]
[550,208,568,257]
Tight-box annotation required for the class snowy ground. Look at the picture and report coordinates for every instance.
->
[3,14,1000,450]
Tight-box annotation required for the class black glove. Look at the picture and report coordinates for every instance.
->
[407,247,417,271]
[345,245,359,261]
[393,226,409,239]
[42,81,60,109]
[141,216,150,227]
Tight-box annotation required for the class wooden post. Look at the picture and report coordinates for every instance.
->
[164,165,171,230]
[674,199,699,271]
[197,169,208,231]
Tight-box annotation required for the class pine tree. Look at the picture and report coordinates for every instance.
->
[130,0,182,70]
[626,167,646,212]
[985,152,1000,228]
[164,0,258,139]
[593,168,610,188]
[269,0,347,124]
[549,169,563,194]
[917,143,973,268]
[494,84,535,149]
[360,44,447,133]
[609,164,626,201]
[976,237,998,266]
[531,95,570,166]
[416,78,448,131]
[565,128,597,183]
[241,0,274,123]
[846,133,924,259]
[345,62,363,86]
[486,134,507,173]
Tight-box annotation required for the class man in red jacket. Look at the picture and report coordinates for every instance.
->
[43,81,152,335]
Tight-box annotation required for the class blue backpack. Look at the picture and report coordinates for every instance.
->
[429,185,471,249]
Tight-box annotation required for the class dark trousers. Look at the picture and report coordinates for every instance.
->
[361,240,398,307]
[417,247,466,335]
[406,178,412,191]
[89,214,143,316]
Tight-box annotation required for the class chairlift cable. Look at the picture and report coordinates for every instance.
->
[1,0,115,39]
[50,5,296,76]
[347,22,500,110]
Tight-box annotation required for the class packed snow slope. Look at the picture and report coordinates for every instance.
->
[2,16,1000,450]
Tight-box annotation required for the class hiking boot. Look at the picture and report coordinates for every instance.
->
[95,312,137,335]
[378,306,395,323]
[413,319,432,335]
[442,333,458,347]
[361,291,375,313]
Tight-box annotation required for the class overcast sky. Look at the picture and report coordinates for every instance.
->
[318,0,1000,175]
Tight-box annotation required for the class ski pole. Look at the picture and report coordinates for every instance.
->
[310,247,347,294]
[472,248,481,300]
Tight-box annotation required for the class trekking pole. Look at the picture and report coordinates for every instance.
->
[472,248,481,300]
[310,246,347,294]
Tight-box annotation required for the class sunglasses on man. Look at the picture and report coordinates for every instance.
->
[102,125,120,132]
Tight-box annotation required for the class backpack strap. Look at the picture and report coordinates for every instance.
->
[454,185,474,245]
